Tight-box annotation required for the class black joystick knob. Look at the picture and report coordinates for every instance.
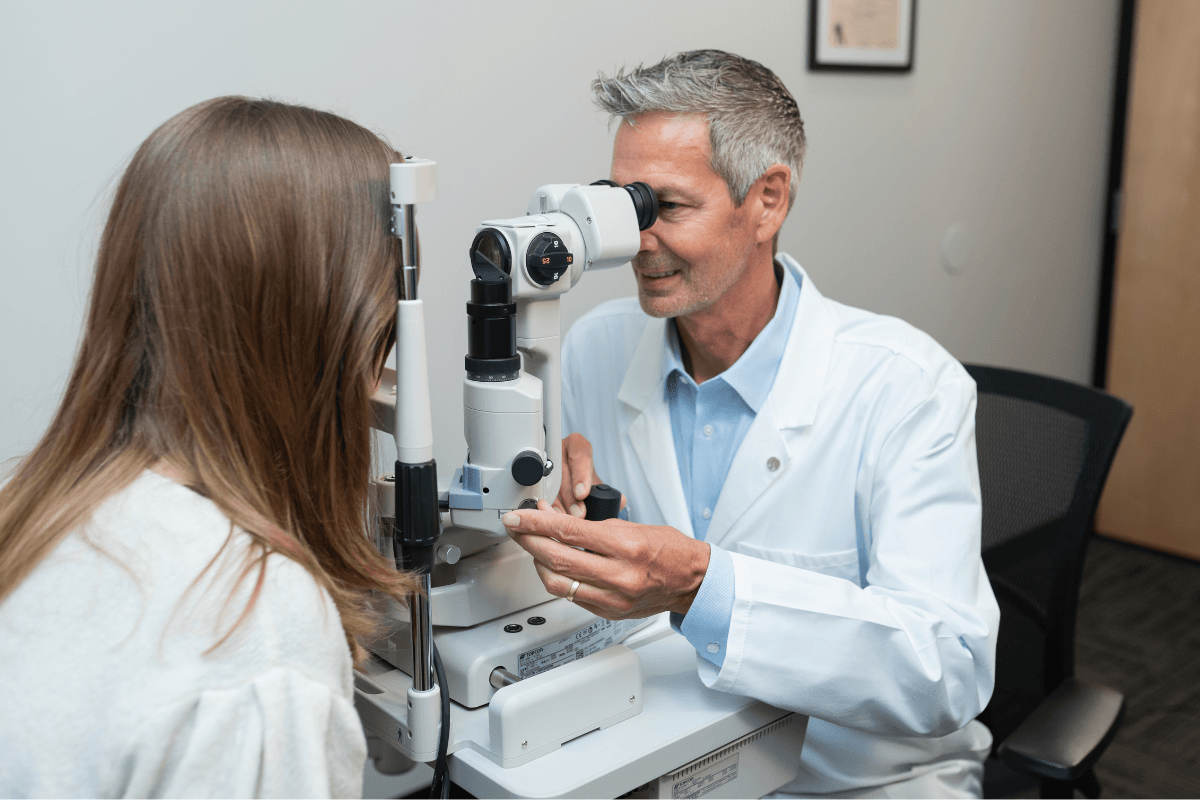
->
[511,450,546,487]
[584,484,623,521]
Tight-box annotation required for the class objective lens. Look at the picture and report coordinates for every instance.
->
[465,228,519,382]
[470,228,512,277]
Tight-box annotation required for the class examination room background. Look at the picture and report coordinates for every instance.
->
[0,0,1120,479]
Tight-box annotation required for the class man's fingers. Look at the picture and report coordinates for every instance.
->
[556,470,584,517]
[562,433,596,515]
[503,507,591,546]
[556,457,579,515]
[556,433,624,518]
[507,511,624,569]
[566,434,594,498]
[515,528,617,577]
[529,559,632,620]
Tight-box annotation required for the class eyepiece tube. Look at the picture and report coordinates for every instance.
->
[623,182,658,230]
[590,180,659,231]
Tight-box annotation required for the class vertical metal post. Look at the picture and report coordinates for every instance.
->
[389,159,440,734]
[401,204,419,301]
[409,572,434,692]
[394,199,435,696]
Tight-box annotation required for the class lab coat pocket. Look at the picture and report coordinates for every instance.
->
[733,542,861,586]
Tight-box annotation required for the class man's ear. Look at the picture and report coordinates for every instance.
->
[752,164,792,245]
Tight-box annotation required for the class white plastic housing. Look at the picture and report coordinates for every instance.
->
[452,372,545,535]
[404,685,442,762]
[488,645,643,768]
[390,158,439,204]
[475,218,583,299]
[512,330,561,503]
[556,184,641,271]
[394,300,434,464]
[525,183,642,272]
[427,538,555,628]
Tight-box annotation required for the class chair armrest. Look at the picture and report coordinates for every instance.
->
[997,678,1125,782]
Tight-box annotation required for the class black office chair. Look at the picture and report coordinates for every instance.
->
[965,364,1133,799]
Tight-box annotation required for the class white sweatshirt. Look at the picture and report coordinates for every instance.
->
[0,470,367,798]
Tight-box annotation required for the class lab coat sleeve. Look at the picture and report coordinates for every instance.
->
[120,666,367,798]
[699,372,998,739]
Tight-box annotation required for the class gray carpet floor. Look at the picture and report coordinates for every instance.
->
[1071,535,1200,798]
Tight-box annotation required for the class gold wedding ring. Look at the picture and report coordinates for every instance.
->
[566,579,581,603]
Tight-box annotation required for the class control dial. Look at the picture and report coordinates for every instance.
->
[525,231,573,286]
[511,449,548,487]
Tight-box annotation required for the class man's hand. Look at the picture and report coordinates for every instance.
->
[503,500,710,620]
[555,433,626,517]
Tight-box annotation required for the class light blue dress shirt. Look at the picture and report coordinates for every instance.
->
[666,264,800,667]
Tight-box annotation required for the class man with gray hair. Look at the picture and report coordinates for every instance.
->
[503,50,998,798]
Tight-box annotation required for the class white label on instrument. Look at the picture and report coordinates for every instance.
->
[517,618,643,678]
[669,753,739,799]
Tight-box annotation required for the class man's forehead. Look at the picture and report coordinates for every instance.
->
[610,119,723,203]
[620,110,708,134]
[611,112,713,180]
[614,112,709,155]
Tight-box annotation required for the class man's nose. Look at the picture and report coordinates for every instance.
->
[638,226,659,254]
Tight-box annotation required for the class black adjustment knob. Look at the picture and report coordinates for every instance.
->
[511,450,546,487]
[525,231,573,286]
[584,484,622,521]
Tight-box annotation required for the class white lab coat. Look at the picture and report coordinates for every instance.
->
[560,257,999,797]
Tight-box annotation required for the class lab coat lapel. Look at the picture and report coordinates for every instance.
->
[705,261,838,547]
[618,318,695,538]
[705,403,790,548]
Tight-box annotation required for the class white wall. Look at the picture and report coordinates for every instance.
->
[0,0,1118,471]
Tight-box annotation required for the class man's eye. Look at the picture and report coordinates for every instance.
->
[658,201,681,211]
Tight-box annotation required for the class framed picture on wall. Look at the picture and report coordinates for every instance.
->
[809,0,917,72]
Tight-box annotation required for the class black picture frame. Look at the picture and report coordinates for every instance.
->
[808,0,917,73]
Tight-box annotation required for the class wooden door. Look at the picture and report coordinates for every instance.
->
[1097,0,1200,560]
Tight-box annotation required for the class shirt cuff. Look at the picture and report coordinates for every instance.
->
[669,544,735,668]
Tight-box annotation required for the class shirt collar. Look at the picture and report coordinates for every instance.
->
[662,261,801,414]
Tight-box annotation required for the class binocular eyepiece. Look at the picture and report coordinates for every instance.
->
[464,179,658,382]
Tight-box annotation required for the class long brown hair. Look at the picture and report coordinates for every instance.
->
[0,97,416,660]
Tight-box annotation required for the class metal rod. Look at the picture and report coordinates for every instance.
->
[489,667,520,689]
[401,203,419,301]
[410,571,434,692]
[402,265,419,302]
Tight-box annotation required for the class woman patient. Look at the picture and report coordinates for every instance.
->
[0,97,416,797]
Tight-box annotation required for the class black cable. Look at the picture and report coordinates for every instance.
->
[428,642,451,799]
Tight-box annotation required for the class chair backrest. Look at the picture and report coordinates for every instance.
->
[965,364,1132,745]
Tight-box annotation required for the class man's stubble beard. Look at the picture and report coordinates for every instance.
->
[633,250,714,320]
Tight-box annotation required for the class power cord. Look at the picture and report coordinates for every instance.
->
[429,642,451,799]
